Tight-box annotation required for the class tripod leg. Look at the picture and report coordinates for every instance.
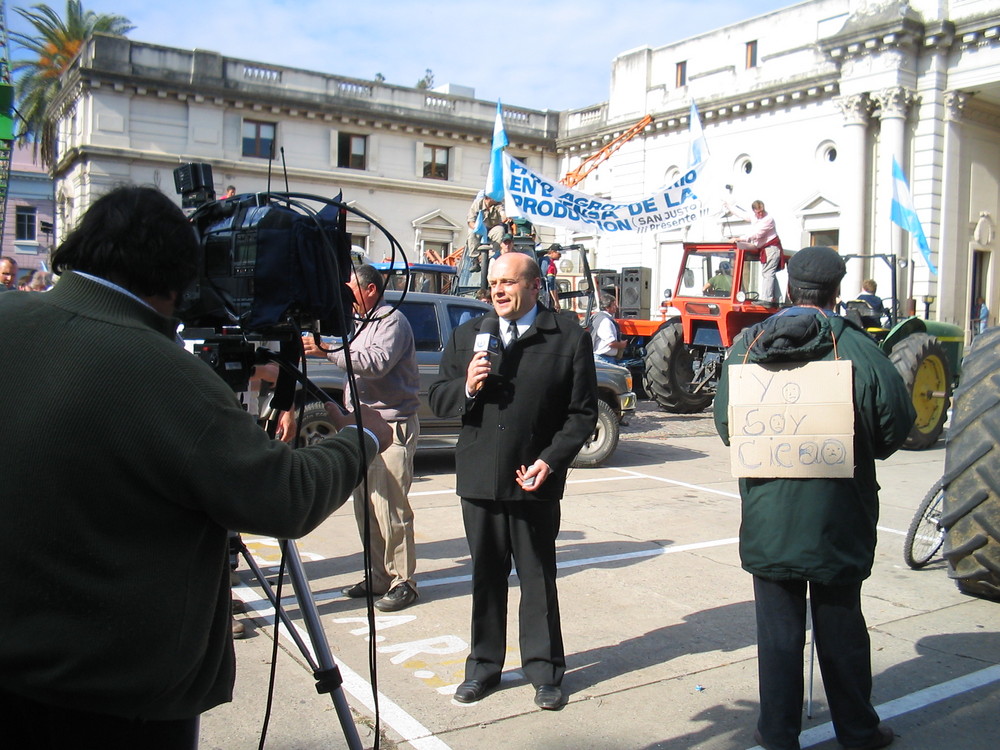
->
[234,537,316,664]
[280,540,365,750]
[233,535,365,750]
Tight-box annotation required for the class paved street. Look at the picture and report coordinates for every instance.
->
[201,402,999,749]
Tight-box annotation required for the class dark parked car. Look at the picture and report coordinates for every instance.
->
[298,291,635,467]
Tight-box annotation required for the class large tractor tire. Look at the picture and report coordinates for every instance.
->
[643,320,714,414]
[939,327,1000,600]
[888,332,952,450]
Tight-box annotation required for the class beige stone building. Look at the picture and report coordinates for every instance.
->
[49,0,999,334]
[559,0,1000,335]
[49,33,558,265]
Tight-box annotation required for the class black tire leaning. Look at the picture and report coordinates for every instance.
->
[643,319,714,414]
[939,326,1000,600]
[571,399,619,468]
[903,478,945,569]
[889,332,952,450]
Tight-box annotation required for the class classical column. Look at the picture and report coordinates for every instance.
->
[874,86,916,311]
[939,91,969,325]
[835,94,872,297]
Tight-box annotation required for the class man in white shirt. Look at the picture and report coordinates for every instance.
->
[725,199,783,305]
[591,293,626,364]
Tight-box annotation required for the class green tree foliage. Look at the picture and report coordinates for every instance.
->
[11,1,134,167]
[415,68,434,90]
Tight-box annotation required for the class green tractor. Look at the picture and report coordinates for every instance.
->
[840,254,963,450]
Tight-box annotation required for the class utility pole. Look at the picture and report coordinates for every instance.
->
[0,1,14,244]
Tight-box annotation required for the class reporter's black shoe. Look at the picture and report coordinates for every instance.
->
[453,677,499,704]
[374,582,418,612]
[341,581,387,599]
[846,725,894,750]
[534,684,565,710]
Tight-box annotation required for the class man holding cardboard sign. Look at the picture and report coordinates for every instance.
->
[714,246,914,750]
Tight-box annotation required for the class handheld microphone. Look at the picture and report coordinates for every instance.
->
[474,317,501,374]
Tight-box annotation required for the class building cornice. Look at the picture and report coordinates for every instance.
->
[558,74,840,154]
[51,144,483,200]
[51,34,558,152]
[820,6,926,62]
[954,19,1000,51]
[822,8,1000,60]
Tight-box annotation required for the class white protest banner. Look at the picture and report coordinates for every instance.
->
[727,360,855,479]
[502,154,710,234]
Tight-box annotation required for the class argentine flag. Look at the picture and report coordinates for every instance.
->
[891,157,937,275]
[688,100,709,168]
[485,101,508,202]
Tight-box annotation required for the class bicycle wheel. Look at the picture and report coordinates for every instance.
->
[904,479,946,569]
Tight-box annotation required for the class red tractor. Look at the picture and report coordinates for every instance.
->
[635,241,781,413]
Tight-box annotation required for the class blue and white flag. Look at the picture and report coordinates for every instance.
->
[688,100,709,168]
[503,153,709,234]
[891,157,937,275]
[485,100,508,202]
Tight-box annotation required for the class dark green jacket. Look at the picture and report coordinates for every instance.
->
[714,310,915,585]
[0,273,376,720]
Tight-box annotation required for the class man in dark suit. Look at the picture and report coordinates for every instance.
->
[429,252,598,711]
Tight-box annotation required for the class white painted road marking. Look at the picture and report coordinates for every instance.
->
[749,663,1000,749]
[232,588,453,750]
[233,466,945,750]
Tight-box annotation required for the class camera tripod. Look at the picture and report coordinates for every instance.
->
[226,345,373,750]
[230,533,363,750]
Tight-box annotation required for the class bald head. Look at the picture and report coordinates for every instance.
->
[488,252,542,320]
[0,258,17,289]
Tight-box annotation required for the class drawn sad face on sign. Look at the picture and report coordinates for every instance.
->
[782,382,801,404]
[821,439,847,465]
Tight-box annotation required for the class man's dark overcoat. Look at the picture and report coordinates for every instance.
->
[429,304,598,499]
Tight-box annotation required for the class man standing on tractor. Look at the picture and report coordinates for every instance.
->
[724,199,783,305]
[466,192,509,256]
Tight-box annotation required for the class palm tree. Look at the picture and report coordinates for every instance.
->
[11,1,133,168]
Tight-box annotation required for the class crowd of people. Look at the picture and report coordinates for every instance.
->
[0,182,983,750]
[0,256,53,293]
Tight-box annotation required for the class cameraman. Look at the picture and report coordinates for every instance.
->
[0,186,391,749]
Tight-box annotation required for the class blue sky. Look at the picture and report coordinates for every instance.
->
[10,0,798,111]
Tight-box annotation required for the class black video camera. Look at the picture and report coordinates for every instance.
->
[173,162,355,395]
[173,162,354,337]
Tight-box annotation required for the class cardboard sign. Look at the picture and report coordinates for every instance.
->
[728,360,855,478]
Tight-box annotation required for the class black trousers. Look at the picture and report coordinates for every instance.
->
[753,576,881,750]
[0,688,199,750]
[461,497,564,688]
